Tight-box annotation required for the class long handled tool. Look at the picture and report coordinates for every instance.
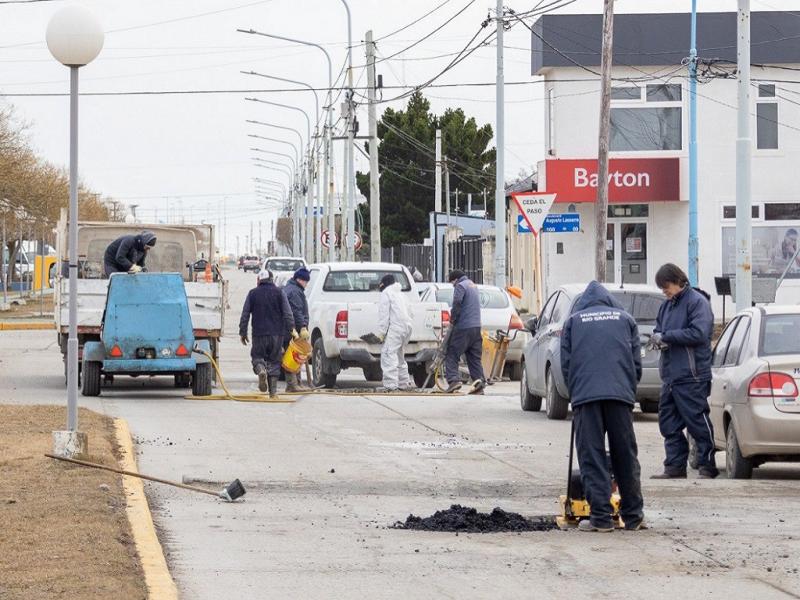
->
[45,453,246,502]
[421,326,453,391]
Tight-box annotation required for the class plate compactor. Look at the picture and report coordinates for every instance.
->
[556,421,623,530]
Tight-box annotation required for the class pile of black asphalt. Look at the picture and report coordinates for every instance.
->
[394,504,558,533]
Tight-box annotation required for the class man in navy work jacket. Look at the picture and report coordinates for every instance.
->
[650,263,718,479]
[444,270,486,394]
[561,280,645,533]
[103,231,157,276]
[282,268,311,391]
[239,269,298,398]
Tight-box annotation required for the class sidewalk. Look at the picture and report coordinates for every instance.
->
[0,289,55,328]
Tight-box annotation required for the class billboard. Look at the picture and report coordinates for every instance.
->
[722,226,800,278]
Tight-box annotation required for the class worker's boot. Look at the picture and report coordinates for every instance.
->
[468,379,486,395]
[268,375,279,399]
[256,365,268,393]
[285,371,303,393]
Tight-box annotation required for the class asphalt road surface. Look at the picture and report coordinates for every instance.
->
[2,267,799,599]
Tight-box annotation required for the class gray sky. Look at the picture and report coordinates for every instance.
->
[0,0,776,254]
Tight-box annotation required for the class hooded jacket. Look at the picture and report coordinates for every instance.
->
[103,232,157,273]
[450,276,481,330]
[283,278,309,329]
[377,282,412,337]
[239,280,295,337]
[654,286,714,384]
[560,281,642,407]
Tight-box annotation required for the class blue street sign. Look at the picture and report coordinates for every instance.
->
[541,213,580,233]
[517,214,532,234]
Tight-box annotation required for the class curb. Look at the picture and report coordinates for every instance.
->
[0,322,55,331]
[114,419,179,600]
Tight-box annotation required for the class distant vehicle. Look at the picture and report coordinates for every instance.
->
[237,256,245,270]
[520,283,665,419]
[305,262,449,388]
[241,255,261,272]
[419,282,530,380]
[706,306,800,478]
[263,256,307,287]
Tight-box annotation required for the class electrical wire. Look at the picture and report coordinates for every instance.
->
[372,0,456,43]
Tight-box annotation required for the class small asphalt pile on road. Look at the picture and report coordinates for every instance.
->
[394,504,558,533]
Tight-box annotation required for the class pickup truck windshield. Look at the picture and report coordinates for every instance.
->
[266,259,304,271]
[323,270,411,292]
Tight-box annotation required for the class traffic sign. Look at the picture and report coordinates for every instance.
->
[541,213,580,233]
[321,229,338,249]
[517,215,532,234]
[353,231,363,251]
[511,192,557,236]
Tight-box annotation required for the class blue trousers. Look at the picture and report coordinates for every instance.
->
[444,327,485,384]
[659,381,717,471]
[574,400,644,528]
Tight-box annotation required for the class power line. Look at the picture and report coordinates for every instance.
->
[373,0,456,43]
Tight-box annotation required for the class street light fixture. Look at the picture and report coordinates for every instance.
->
[46,5,103,458]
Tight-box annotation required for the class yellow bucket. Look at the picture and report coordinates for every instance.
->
[281,338,313,373]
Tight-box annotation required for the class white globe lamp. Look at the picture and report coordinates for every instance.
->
[46,5,104,67]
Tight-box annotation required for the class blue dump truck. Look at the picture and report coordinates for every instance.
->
[80,272,213,397]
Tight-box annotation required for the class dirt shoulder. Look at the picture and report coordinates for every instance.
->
[0,405,147,600]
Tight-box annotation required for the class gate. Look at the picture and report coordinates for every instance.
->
[447,236,484,284]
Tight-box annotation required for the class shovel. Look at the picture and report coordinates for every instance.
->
[46,453,246,502]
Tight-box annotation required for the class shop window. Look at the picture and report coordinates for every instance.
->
[722,226,800,278]
[646,84,682,102]
[611,86,641,101]
[764,203,800,221]
[757,102,779,150]
[722,205,761,220]
[608,204,649,218]
[610,107,682,151]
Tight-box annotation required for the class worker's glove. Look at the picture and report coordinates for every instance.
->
[647,333,667,350]
[240,335,249,346]
[299,327,310,340]
[291,329,300,340]
[128,264,143,273]
[360,333,383,345]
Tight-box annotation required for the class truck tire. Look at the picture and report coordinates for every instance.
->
[363,364,382,382]
[81,361,101,397]
[192,363,213,397]
[312,337,337,389]
[520,362,542,412]
[545,368,569,420]
[725,423,753,479]
[639,399,659,414]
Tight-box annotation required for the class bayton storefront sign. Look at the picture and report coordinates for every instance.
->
[545,158,680,203]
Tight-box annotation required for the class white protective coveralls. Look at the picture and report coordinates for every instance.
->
[377,281,413,389]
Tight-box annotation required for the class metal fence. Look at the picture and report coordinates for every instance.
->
[447,236,484,284]
[400,244,432,281]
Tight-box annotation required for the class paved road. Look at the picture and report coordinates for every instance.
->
[2,267,799,599]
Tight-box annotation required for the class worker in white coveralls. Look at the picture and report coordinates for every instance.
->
[376,273,413,390]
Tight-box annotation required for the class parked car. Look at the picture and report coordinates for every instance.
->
[520,283,665,419]
[706,306,800,478]
[305,262,449,388]
[263,256,307,287]
[419,282,529,380]
[237,256,245,270]
[241,255,261,272]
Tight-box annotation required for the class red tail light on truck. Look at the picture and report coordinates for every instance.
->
[441,310,450,327]
[335,310,349,338]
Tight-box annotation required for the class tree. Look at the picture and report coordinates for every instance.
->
[356,92,495,247]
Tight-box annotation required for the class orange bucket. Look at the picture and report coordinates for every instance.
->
[281,338,313,373]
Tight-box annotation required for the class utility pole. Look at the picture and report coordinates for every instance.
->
[223,196,228,257]
[444,157,451,279]
[595,0,614,282]
[236,235,240,258]
[736,0,752,310]
[494,0,506,288]
[259,221,263,256]
[366,30,381,263]
[467,192,472,214]
[345,88,355,260]
[455,189,460,215]
[483,188,487,212]
[435,128,442,213]
[688,0,699,286]
[250,222,254,254]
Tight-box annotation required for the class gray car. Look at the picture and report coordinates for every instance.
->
[520,283,665,420]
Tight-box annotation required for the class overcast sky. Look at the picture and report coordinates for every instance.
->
[0,0,783,254]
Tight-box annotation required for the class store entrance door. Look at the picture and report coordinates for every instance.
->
[605,221,648,285]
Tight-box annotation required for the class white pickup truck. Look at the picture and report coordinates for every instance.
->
[306,262,449,388]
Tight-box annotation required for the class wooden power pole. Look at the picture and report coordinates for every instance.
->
[595,0,615,282]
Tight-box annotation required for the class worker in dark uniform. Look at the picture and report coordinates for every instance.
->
[103,231,157,276]
[444,270,485,394]
[650,263,718,479]
[561,280,645,532]
[239,269,297,398]
[282,268,311,392]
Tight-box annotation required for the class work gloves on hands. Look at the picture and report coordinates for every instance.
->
[299,327,310,340]
[647,333,667,350]
[240,335,249,346]
[128,264,143,273]
[291,329,300,340]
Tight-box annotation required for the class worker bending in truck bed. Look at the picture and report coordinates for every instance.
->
[239,269,298,398]
[103,231,157,276]
[444,270,486,394]
[560,280,645,533]
[376,274,413,391]
[283,268,311,392]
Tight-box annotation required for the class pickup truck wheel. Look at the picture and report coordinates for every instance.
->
[725,423,753,479]
[81,361,101,397]
[312,338,337,388]
[363,365,382,382]
[520,363,542,412]
[639,399,659,414]
[192,363,213,397]
[545,368,569,420]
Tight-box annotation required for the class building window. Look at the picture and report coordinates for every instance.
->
[546,87,555,156]
[609,204,649,218]
[646,84,682,102]
[722,226,800,277]
[765,203,800,221]
[723,205,761,220]
[611,86,641,101]
[610,107,682,151]
[757,84,779,150]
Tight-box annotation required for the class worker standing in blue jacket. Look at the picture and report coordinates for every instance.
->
[561,280,645,532]
[282,268,311,392]
[650,263,718,479]
[444,270,486,394]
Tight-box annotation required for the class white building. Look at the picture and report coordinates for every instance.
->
[510,10,800,316]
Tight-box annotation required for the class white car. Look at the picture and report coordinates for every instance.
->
[305,262,449,388]
[419,282,530,380]
[263,256,307,287]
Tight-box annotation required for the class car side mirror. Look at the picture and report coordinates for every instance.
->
[525,316,539,333]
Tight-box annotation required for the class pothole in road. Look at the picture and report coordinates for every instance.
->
[393,504,559,533]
